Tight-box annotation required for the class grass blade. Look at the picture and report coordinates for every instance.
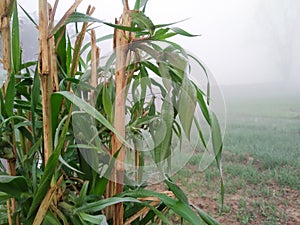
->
[55,91,131,147]
[12,1,21,73]
[27,111,71,219]
[178,77,197,140]
[0,176,28,199]
[18,4,38,26]
[120,189,205,225]
[5,73,15,117]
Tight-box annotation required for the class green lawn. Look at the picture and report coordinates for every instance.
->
[172,85,300,224]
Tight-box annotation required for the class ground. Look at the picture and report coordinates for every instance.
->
[168,84,300,224]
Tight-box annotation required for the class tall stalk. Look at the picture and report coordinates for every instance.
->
[38,0,53,164]
[90,29,100,104]
[0,0,12,91]
[0,1,18,224]
[108,1,132,224]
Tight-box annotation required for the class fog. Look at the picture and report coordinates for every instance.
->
[13,0,300,86]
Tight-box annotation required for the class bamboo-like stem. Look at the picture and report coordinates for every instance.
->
[0,0,12,93]
[6,200,12,225]
[38,0,53,164]
[32,176,63,225]
[48,6,59,92]
[0,1,18,224]
[90,29,100,105]
[109,3,132,225]
[66,5,94,91]
[69,6,94,78]
[48,0,82,38]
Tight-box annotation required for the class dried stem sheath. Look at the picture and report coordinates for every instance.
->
[49,10,59,92]
[0,1,18,224]
[0,0,12,92]
[38,0,53,164]
[109,4,132,225]
[90,29,100,104]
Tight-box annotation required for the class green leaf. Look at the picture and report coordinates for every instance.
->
[31,66,40,142]
[42,211,61,225]
[81,34,113,54]
[178,77,197,140]
[5,74,15,117]
[66,35,72,75]
[18,4,38,26]
[0,176,28,199]
[120,189,205,225]
[90,150,119,196]
[133,43,159,60]
[154,18,189,29]
[52,12,144,37]
[194,118,208,150]
[12,1,21,73]
[0,91,7,118]
[59,155,83,175]
[158,62,172,91]
[170,27,199,37]
[23,137,42,162]
[188,53,211,105]
[211,112,222,156]
[27,111,71,219]
[194,83,211,125]
[75,197,141,213]
[134,0,141,10]
[134,0,149,11]
[102,85,113,123]
[131,11,155,35]
[55,27,68,74]
[77,181,89,206]
[0,192,10,202]
[192,204,222,225]
[152,31,177,40]
[51,92,64,138]
[78,212,107,225]
[55,91,130,147]
[165,177,189,205]
[6,0,16,17]
[210,112,224,207]
[76,196,171,224]
[153,95,173,165]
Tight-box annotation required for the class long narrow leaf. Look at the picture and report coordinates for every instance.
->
[120,189,205,225]
[5,74,15,117]
[210,112,224,207]
[192,204,222,225]
[27,111,71,219]
[18,4,38,26]
[178,77,197,140]
[0,176,28,199]
[55,91,131,147]
[31,66,40,142]
[12,2,21,73]
[170,27,199,37]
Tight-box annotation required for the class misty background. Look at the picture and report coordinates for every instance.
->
[1,0,299,102]
[15,0,299,85]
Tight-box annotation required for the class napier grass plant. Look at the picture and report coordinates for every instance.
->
[0,0,224,224]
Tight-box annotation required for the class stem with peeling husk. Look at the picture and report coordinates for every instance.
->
[0,0,12,92]
[0,1,18,224]
[108,2,132,224]
[38,0,53,165]
[69,5,94,79]
[90,29,100,105]
[49,11,59,92]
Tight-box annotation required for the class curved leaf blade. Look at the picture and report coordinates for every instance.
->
[0,176,28,199]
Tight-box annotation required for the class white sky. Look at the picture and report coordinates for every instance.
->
[17,0,300,85]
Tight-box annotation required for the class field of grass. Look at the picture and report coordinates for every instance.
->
[171,84,300,224]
